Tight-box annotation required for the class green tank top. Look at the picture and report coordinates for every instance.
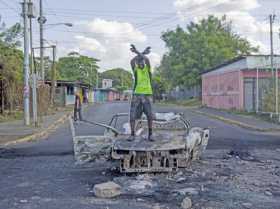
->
[134,65,153,95]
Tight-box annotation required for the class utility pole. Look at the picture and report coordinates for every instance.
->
[269,14,279,117]
[38,0,46,81]
[276,30,280,117]
[50,45,56,106]
[269,14,276,78]
[22,0,30,125]
[28,0,38,126]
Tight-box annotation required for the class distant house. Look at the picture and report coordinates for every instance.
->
[94,88,121,103]
[45,80,94,106]
[201,55,280,112]
[102,79,113,89]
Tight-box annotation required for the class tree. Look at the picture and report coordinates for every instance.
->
[0,22,22,47]
[57,52,99,86]
[0,17,23,113]
[158,15,258,89]
[100,68,133,91]
[151,67,168,100]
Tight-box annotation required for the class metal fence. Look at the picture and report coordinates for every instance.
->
[249,62,280,120]
[168,85,201,101]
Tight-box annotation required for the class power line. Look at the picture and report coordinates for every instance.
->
[0,0,19,13]
[33,28,160,39]
[0,7,17,10]
[43,0,72,38]
[45,11,175,19]
[137,16,178,31]
[44,7,175,16]
[43,10,180,34]
[43,9,270,20]
[10,0,21,10]
[135,13,176,28]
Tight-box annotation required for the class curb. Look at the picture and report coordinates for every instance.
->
[1,112,72,147]
[194,110,280,132]
[156,102,201,109]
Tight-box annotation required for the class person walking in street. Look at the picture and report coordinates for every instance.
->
[128,44,154,141]
[74,91,83,121]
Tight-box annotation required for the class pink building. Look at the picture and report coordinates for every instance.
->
[107,89,120,101]
[202,55,280,111]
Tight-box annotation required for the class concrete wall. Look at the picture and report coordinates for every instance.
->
[94,90,108,102]
[65,95,75,105]
[94,89,121,102]
[65,86,77,105]
[108,91,115,101]
[54,87,66,107]
[202,70,243,110]
[88,91,94,103]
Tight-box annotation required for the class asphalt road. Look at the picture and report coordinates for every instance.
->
[0,102,279,209]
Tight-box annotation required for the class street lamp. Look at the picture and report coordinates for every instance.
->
[45,22,73,28]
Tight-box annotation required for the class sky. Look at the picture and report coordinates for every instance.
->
[1,0,280,72]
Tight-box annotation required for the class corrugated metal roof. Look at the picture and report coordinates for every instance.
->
[201,56,246,75]
[45,80,92,88]
[201,55,280,76]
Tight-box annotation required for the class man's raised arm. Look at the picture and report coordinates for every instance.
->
[144,56,151,70]
[130,57,137,71]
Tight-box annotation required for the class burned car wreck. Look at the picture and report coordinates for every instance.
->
[70,112,209,173]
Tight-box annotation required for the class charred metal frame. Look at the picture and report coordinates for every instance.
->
[70,112,209,173]
[111,114,194,173]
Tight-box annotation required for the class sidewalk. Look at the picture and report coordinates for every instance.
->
[0,110,72,146]
[195,107,280,132]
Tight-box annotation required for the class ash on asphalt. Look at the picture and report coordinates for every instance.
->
[0,147,73,159]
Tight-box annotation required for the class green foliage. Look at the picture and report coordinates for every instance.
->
[57,52,99,86]
[0,18,23,81]
[0,22,22,47]
[152,68,167,100]
[263,85,280,113]
[158,15,258,89]
[0,18,23,112]
[100,68,133,90]
[0,44,23,81]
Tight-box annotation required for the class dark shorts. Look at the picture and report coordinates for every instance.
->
[130,95,153,121]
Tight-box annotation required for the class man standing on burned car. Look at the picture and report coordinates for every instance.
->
[128,44,154,141]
